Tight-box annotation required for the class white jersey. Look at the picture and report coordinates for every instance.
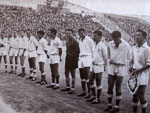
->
[28,36,38,52]
[0,38,8,51]
[132,43,150,85]
[93,41,107,66]
[10,36,20,49]
[19,36,29,50]
[47,37,62,55]
[37,37,47,55]
[79,35,95,57]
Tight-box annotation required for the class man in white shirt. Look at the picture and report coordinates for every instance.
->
[9,30,20,74]
[0,32,8,72]
[130,29,150,113]
[77,28,95,98]
[36,31,48,85]
[26,29,39,81]
[87,30,107,104]
[17,30,28,77]
[46,28,62,89]
[104,31,131,113]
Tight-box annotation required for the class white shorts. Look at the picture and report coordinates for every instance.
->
[49,55,60,64]
[78,56,92,69]
[107,64,127,77]
[0,51,8,56]
[19,49,28,57]
[137,70,149,85]
[28,51,37,58]
[9,48,19,57]
[38,54,47,63]
[90,64,104,73]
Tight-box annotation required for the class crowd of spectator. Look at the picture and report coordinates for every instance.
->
[0,5,111,40]
[105,14,150,38]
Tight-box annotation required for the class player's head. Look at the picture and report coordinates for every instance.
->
[49,28,57,39]
[66,29,74,39]
[112,31,121,45]
[13,30,18,37]
[134,29,147,46]
[78,28,86,39]
[20,30,25,37]
[26,29,31,37]
[1,31,5,38]
[37,30,45,39]
[93,30,102,43]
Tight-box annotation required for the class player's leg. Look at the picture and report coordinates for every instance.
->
[68,69,76,94]
[3,55,8,73]
[84,67,91,98]
[9,56,14,74]
[21,56,26,77]
[61,68,71,91]
[110,76,124,113]
[39,62,47,85]
[26,57,33,79]
[138,85,147,113]
[31,57,37,81]
[46,64,55,88]
[104,75,116,111]
[53,63,60,89]
[86,72,96,102]
[132,91,140,113]
[14,56,18,74]
[17,56,22,76]
[92,72,103,104]
[77,68,87,97]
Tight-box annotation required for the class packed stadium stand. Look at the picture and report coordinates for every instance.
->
[0,0,150,42]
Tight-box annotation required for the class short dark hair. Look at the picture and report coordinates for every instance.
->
[137,29,147,38]
[78,28,85,33]
[50,28,57,35]
[37,30,45,36]
[112,31,121,38]
[66,29,74,33]
[93,30,102,37]
[21,29,25,32]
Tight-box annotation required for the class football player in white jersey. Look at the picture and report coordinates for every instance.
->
[46,28,62,89]
[36,31,48,85]
[26,29,38,81]
[0,32,8,72]
[77,28,95,98]
[17,30,28,77]
[104,31,131,113]
[8,30,20,74]
[130,29,150,113]
[87,30,107,104]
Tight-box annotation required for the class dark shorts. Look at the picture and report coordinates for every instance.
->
[65,55,78,70]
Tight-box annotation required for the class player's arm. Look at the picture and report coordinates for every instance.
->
[59,48,62,61]
[58,39,63,61]
[101,45,108,66]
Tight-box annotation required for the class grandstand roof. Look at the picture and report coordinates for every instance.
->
[68,0,150,16]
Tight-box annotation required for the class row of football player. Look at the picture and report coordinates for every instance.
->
[0,28,149,113]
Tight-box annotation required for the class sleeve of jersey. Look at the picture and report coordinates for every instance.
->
[43,40,48,51]
[24,39,28,49]
[101,45,108,65]
[89,39,95,53]
[146,48,150,65]
[34,37,39,47]
[127,44,132,62]
[57,38,62,48]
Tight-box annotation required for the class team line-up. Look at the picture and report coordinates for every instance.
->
[0,28,149,113]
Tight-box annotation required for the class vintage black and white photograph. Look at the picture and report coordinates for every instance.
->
[0,0,150,113]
